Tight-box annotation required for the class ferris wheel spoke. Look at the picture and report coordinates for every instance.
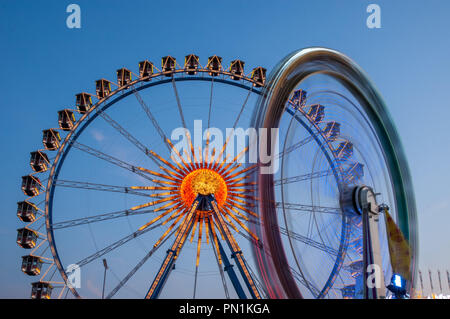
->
[207,77,214,129]
[105,227,178,299]
[71,141,153,182]
[171,76,188,130]
[276,136,313,160]
[241,210,335,256]
[279,226,339,257]
[50,208,155,230]
[211,88,253,167]
[289,266,321,297]
[203,77,215,170]
[230,228,293,299]
[274,169,333,186]
[313,215,343,249]
[234,228,314,296]
[223,164,258,181]
[131,86,172,152]
[53,179,153,197]
[75,221,164,268]
[228,221,262,248]
[275,202,341,215]
[306,209,315,240]
[171,77,198,166]
[97,110,161,167]
[232,88,252,129]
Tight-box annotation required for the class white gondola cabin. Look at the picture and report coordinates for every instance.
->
[21,175,42,197]
[42,129,61,151]
[21,255,43,276]
[31,282,53,299]
[30,151,50,173]
[95,79,112,99]
[75,92,93,114]
[17,201,38,222]
[251,67,266,87]
[184,54,199,75]
[58,109,75,131]
[139,60,154,79]
[17,228,38,249]
[206,56,222,76]
[229,60,245,80]
[117,68,132,87]
[162,56,176,76]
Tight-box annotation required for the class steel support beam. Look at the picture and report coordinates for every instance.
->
[146,196,200,299]
[216,229,247,299]
[208,196,261,299]
[359,186,386,299]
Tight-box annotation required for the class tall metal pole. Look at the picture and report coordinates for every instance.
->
[438,270,443,294]
[428,269,434,296]
[102,258,108,299]
[419,270,424,296]
[447,270,450,292]
[359,187,385,299]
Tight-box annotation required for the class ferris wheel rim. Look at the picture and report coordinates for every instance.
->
[252,47,418,298]
[44,72,266,299]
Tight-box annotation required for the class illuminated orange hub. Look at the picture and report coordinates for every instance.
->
[130,138,261,293]
[180,169,227,208]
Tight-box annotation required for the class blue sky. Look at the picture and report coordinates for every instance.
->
[1,0,450,298]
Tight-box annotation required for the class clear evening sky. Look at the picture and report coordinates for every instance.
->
[1,0,449,297]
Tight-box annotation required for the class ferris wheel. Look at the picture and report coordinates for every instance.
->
[250,48,418,299]
[16,48,417,299]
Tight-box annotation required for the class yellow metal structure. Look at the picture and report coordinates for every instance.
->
[384,207,411,280]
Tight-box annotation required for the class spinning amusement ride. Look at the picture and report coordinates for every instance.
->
[16,48,418,299]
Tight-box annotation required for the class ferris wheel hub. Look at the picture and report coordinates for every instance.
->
[180,168,228,209]
[340,185,380,216]
[354,185,379,216]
